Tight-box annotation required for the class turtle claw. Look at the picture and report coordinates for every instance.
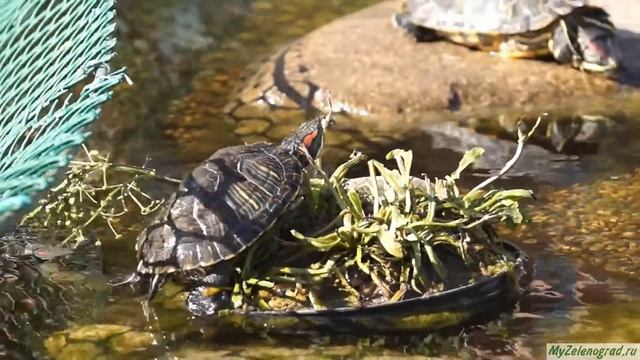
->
[187,287,231,316]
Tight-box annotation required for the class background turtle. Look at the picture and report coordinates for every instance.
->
[393,0,619,73]
[114,113,334,316]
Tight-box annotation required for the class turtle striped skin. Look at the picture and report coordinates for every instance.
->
[113,113,334,311]
[394,0,619,73]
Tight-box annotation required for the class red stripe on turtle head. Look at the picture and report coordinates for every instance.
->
[303,130,318,149]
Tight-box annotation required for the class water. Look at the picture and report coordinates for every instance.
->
[14,0,640,358]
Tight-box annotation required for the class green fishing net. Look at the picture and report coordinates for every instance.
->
[0,0,125,234]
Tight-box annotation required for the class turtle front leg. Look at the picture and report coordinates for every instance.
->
[186,267,233,316]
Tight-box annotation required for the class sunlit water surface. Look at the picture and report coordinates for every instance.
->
[15,0,640,358]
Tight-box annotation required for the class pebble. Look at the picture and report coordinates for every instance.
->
[233,119,271,136]
[266,124,297,140]
[56,343,102,360]
[109,331,155,354]
[239,346,316,358]
[506,169,640,279]
[67,324,131,342]
[174,348,243,360]
[44,333,67,358]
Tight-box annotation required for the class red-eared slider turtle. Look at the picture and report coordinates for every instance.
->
[393,0,619,73]
[113,113,334,316]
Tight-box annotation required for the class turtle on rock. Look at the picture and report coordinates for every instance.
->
[393,0,619,73]
[112,112,334,316]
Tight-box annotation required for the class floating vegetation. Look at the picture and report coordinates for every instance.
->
[19,117,539,314]
[20,146,179,245]
[226,118,541,312]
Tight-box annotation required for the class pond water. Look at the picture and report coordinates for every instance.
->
[11,0,640,358]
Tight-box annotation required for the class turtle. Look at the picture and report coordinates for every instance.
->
[112,112,334,316]
[393,0,619,73]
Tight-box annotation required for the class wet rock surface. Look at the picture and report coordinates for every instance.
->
[234,0,640,122]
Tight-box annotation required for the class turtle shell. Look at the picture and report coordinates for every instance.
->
[406,0,585,35]
[135,142,305,275]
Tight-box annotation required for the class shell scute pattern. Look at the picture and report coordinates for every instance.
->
[192,161,223,191]
[407,0,584,35]
[174,241,217,269]
[170,195,225,238]
[137,142,304,275]
[142,224,176,265]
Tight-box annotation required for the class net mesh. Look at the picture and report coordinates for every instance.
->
[0,0,125,233]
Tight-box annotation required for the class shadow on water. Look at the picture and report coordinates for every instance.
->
[7,0,640,358]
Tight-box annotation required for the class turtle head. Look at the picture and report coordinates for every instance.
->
[281,111,335,161]
[551,7,619,73]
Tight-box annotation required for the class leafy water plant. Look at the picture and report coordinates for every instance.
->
[16,116,539,312]
[233,117,540,310]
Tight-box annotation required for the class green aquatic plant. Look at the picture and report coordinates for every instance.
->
[17,115,539,312]
[20,146,179,245]
[235,117,540,310]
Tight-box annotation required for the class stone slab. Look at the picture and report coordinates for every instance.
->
[236,0,640,122]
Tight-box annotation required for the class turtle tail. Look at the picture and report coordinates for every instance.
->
[146,274,167,302]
